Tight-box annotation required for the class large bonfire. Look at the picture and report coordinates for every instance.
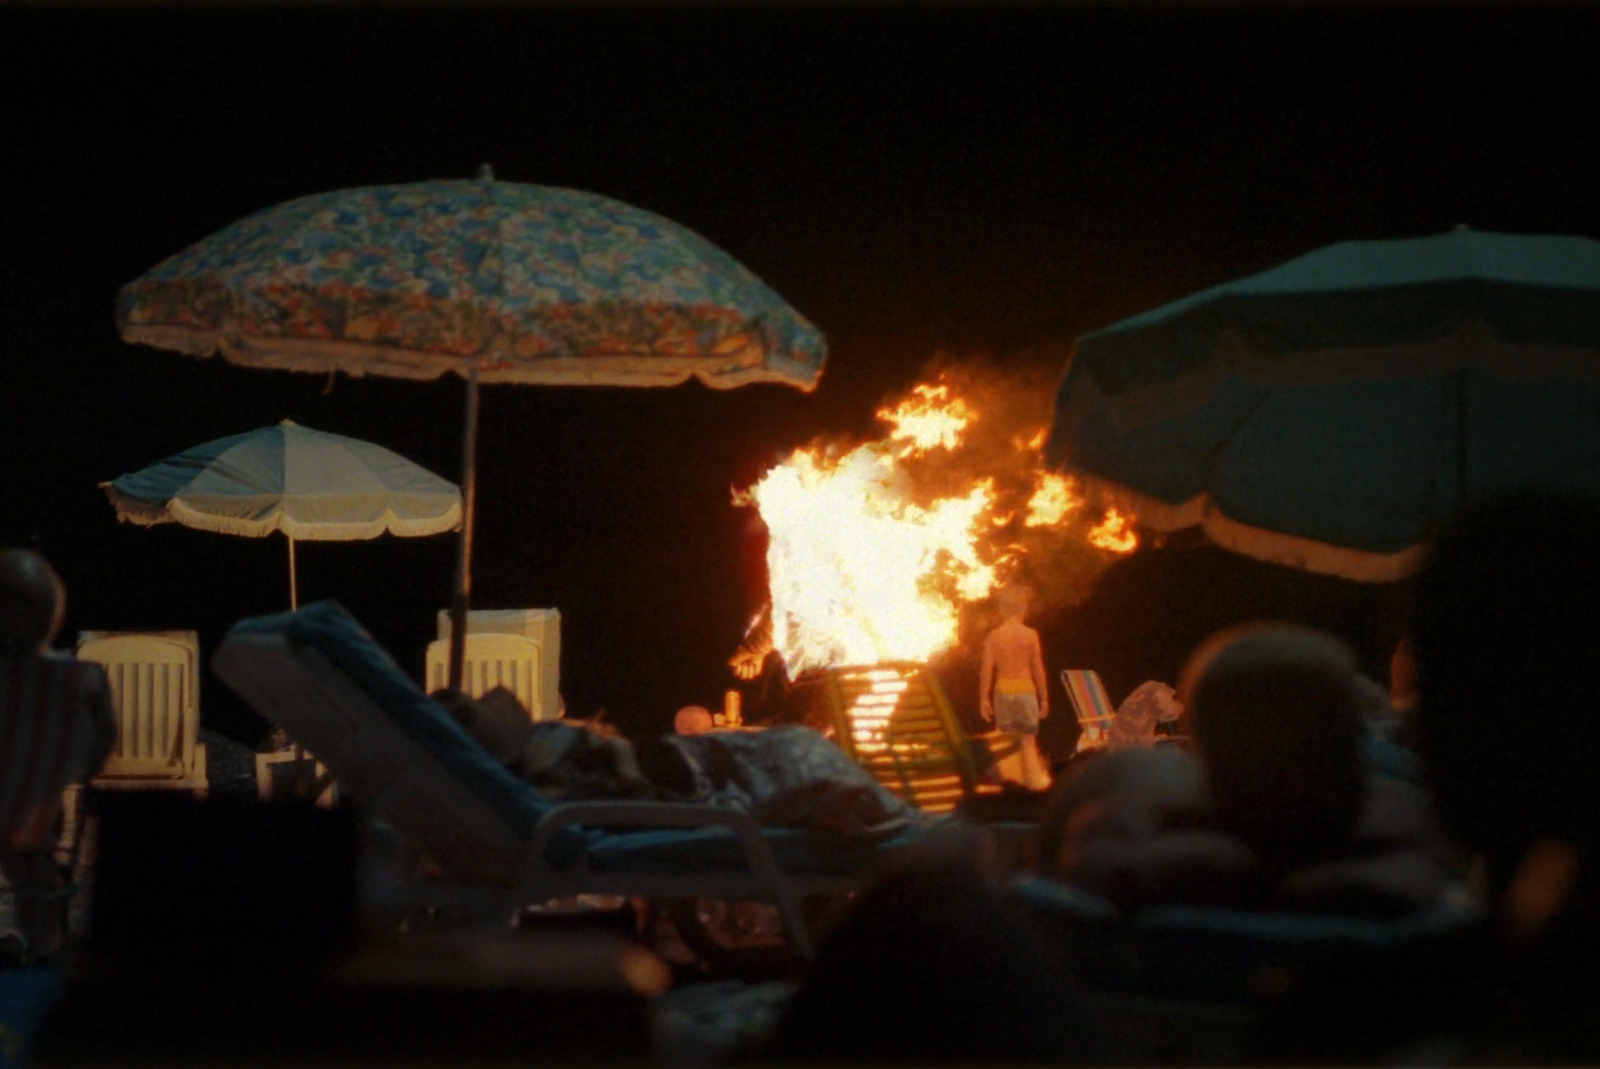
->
[735,362,1137,678]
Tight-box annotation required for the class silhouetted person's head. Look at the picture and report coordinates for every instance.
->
[998,582,1030,620]
[1411,489,1600,881]
[765,851,1098,1066]
[1179,623,1366,862]
[0,548,65,656]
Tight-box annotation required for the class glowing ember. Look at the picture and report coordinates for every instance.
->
[878,383,973,456]
[1089,507,1138,553]
[736,367,1138,678]
[1024,472,1085,528]
[1017,428,1048,452]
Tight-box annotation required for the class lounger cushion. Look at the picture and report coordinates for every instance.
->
[1010,875,1480,1001]
[231,600,584,864]
[588,823,926,876]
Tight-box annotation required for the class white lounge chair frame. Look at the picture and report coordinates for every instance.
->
[76,631,207,790]
[213,631,866,959]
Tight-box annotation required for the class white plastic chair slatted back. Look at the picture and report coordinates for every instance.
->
[425,634,543,720]
[77,633,200,781]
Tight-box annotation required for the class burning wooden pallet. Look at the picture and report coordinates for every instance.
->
[823,663,979,814]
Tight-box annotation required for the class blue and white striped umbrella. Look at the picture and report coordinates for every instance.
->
[104,420,461,607]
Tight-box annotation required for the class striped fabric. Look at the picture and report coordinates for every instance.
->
[0,656,117,850]
[1060,669,1117,751]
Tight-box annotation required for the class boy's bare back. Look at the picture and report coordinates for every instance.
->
[978,586,1052,785]
[980,614,1049,723]
[985,619,1042,682]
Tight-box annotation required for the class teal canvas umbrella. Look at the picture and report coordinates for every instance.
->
[1046,229,1600,581]
[104,420,463,609]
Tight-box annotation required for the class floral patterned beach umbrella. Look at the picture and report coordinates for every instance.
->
[117,168,827,684]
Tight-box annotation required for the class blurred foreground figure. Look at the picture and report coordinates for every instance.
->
[1182,624,1369,864]
[1038,622,1468,1065]
[0,549,116,965]
[1047,622,1456,917]
[1408,489,1600,1060]
[763,833,1101,1066]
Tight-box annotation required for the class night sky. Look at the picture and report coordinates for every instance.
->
[5,1,1599,745]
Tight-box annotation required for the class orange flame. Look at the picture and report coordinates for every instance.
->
[1016,428,1048,452]
[737,372,1137,676]
[1025,471,1085,527]
[877,383,973,456]
[739,441,999,673]
[1088,507,1138,553]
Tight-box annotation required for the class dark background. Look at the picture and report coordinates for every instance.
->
[5,1,1598,748]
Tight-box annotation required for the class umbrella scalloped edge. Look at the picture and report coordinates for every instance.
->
[103,484,464,542]
[1071,472,1429,583]
[119,327,823,393]
[100,485,178,528]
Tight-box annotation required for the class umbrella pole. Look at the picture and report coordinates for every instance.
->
[449,364,480,691]
[1455,368,1470,514]
[288,534,298,611]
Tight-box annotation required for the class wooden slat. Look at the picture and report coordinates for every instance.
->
[826,662,980,810]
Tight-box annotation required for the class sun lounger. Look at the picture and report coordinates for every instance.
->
[1008,875,1482,1063]
[423,633,546,721]
[211,602,923,961]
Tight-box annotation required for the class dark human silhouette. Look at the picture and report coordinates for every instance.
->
[0,548,117,966]
[1405,488,1600,1060]
[1044,623,1457,918]
[764,836,1102,1066]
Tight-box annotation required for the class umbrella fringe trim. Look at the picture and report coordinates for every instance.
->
[101,488,177,528]
[106,489,463,541]
[119,327,823,392]
[1070,472,1427,583]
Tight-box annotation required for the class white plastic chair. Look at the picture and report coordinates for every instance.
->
[425,633,545,720]
[76,631,207,790]
[214,621,858,961]
[435,609,561,722]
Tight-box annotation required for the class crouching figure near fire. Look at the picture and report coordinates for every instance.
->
[726,602,831,733]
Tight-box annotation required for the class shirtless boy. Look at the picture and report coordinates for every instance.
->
[979,584,1051,789]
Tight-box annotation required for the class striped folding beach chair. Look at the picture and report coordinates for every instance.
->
[1060,669,1117,753]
